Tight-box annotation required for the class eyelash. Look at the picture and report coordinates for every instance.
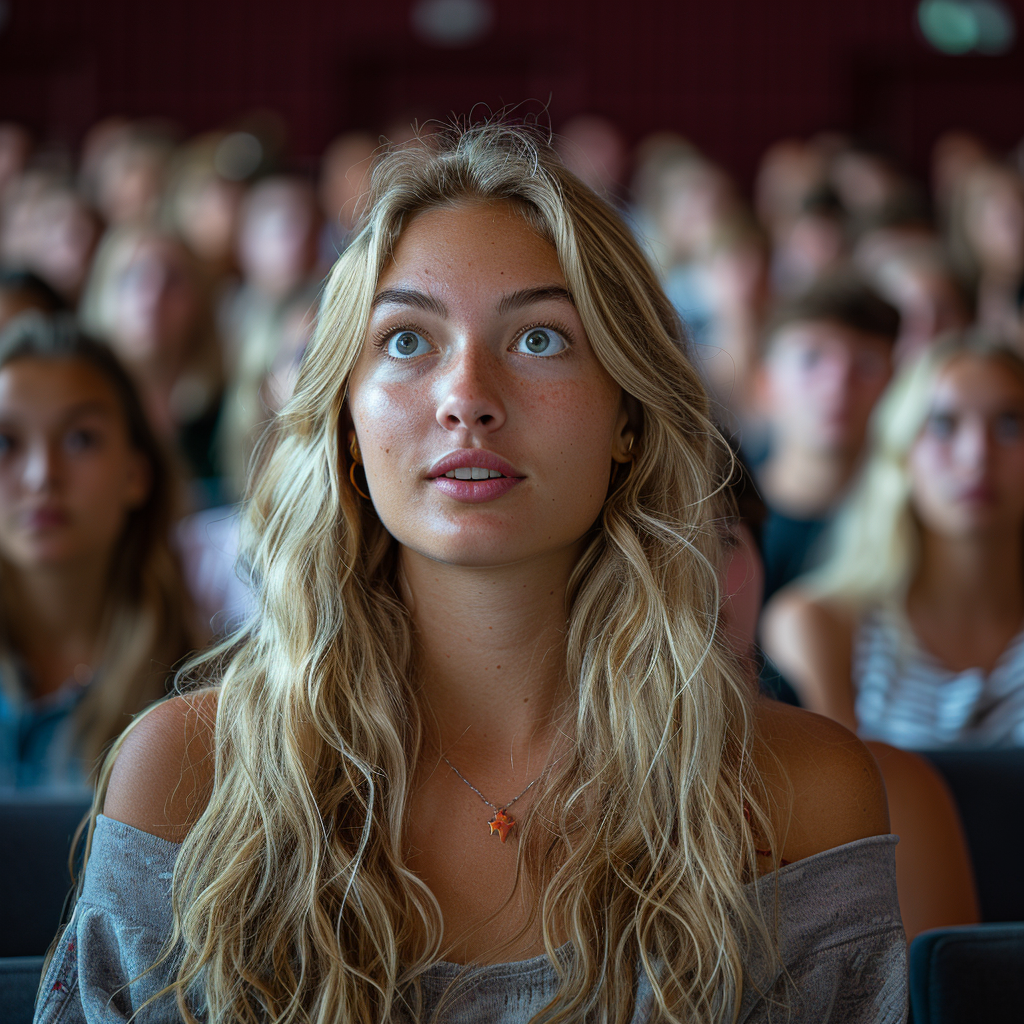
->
[370,320,576,358]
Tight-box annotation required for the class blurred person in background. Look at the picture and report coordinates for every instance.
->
[828,141,927,240]
[931,131,989,235]
[179,290,314,635]
[555,113,629,204]
[223,175,320,374]
[88,121,177,229]
[8,182,100,305]
[951,162,1024,338]
[80,227,225,490]
[318,131,376,267]
[763,333,1024,748]
[753,139,828,252]
[0,314,199,790]
[753,274,899,600]
[0,270,65,332]
[163,134,245,293]
[0,123,32,204]
[768,187,847,298]
[856,238,972,363]
[691,220,772,440]
[218,282,318,496]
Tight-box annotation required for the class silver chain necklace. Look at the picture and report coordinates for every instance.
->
[442,755,551,843]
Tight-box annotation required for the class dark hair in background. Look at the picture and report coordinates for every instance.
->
[763,272,901,350]
[0,269,68,314]
[0,312,200,772]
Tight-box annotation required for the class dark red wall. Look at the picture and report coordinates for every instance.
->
[2,0,1024,183]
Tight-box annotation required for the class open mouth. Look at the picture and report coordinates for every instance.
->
[443,467,507,480]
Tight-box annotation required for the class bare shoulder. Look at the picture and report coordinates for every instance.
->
[761,586,855,664]
[761,587,861,725]
[753,697,890,864]
[102,689,218,844]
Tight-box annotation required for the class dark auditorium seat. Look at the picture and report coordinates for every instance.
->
[0,955,45,1024]
[0,795,91,957]
[919,748,1024,923]
[910,923,1024,1023]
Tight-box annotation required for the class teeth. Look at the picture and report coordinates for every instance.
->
[444,467,505,480]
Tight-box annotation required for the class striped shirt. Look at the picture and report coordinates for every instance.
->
[854,606,1024,749]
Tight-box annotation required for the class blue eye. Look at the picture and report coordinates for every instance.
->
[386,330,431,359]
[515,327,566,357]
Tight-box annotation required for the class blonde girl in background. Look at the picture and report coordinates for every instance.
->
[764,331,1024,749]
[38,124,903,1024]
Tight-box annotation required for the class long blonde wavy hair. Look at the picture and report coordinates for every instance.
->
[804,330,1024,612]
[86,122,781,1023]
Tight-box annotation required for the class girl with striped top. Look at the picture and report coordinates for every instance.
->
[764,331,1024,749]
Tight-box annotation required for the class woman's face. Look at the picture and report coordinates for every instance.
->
[909,356,1024,539]
[347,200,629,570]
[0,358,149,571]
[112,239,199,362]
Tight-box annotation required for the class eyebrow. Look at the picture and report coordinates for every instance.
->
[496,286,575,315]
[371,289,450,317]
[369,285,575,319]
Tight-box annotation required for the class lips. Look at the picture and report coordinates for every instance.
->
[24,506,70,530]
[427,449,523,480]
[426,449,524,504]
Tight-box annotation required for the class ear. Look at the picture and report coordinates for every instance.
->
[611,395,638,464]
[124,450,152,510]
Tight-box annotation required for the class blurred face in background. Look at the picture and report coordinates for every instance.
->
[658,161,736,262]
[762,319,893,456]
[555,114,627,199]
[0,358,148,571]
[24,188,99,301]
[173,168,242,269]
[95,137,170,226]
[963,167,1024,278]
[238,179,319,299]
[909,356,1024,540]
[111,237,200,366]
[319,133,375,232]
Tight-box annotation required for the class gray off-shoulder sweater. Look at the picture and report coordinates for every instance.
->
[34,817,908,1023]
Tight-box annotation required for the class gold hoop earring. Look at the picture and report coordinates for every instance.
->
[347,432,371,500]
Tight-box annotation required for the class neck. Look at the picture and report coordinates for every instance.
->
[910,527,1024,622]
[761,442,859,518]
[400,545,577,776]
[4,557,110,693]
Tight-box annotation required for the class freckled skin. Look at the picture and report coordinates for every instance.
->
[347,201,630,570]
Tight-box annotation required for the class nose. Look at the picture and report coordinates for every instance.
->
[22,440,58,493]
[955,417,991,472]
[435,342,507,435]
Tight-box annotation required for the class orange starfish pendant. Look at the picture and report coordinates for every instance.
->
[488,808,516,842]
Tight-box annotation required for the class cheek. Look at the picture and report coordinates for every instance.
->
[908,441,953,521]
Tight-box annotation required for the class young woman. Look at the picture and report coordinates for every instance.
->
[38,125,903,1023]
[0,313,199,789]
[764,332,1024,748]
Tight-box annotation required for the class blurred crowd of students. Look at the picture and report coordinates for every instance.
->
[0,112,1021,829]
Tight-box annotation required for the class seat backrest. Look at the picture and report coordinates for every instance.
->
[0,955,45,1024]
[920,749,1024,923]
[910,923,1024,1023]
[0,796,92,956]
